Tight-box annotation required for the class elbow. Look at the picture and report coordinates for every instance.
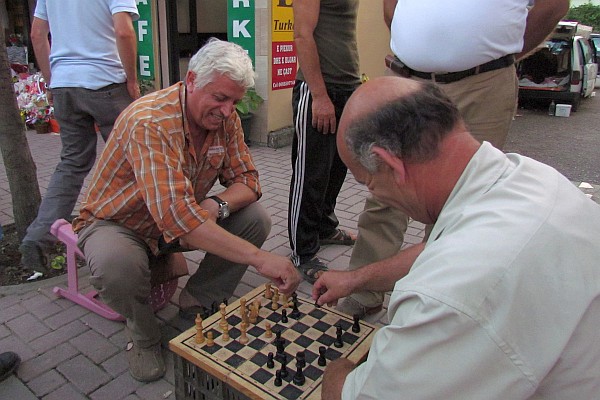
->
[115,26,136,43]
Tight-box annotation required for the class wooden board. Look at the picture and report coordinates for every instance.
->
[169,285,379,400]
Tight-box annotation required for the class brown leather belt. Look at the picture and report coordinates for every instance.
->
[385,54,515,84]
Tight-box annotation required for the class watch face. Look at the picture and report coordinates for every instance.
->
[222,204,230,218]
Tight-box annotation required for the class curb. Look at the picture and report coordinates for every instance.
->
[0,269,71,296]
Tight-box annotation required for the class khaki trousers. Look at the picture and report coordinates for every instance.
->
[78,202,270,346]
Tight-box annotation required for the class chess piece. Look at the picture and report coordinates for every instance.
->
[219,303,228,330]
[239,322,249,344]
[281,309,288,323]
[211,301,219,315]
[267,352,275,369]
[223,297,228,306]
[293,363,305,386]
[334,323,344,348]
[271,294,279,311]
[265,322,273,338]
[274,370,282,387]
[249,306,258,324]
[240,298,248,324]
[265,283,273,299]
[195,314,205,344]
[279,354,288,378]
[352,314,361,333]
[318,346,327,366]
[290,299,301,319]
[282,293,288,308]
[222,325,230,342]
[206,331,214,347]
[296,351,306,368]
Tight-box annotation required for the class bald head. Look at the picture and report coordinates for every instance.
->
[338,76,463,173]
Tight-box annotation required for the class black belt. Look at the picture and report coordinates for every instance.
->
[385,54,515,84]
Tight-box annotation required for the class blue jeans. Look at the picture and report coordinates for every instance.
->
[22,83,132,249]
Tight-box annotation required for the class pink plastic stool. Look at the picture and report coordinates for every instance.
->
[50,219,177,321]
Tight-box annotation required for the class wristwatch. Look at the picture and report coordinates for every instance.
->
[209,196,230,220]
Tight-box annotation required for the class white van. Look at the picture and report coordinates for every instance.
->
[517,21,597,111]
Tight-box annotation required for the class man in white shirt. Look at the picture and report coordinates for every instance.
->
[316,76,600,399]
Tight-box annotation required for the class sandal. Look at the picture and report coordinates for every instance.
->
[297,257,329,284]
[320,229,356,246]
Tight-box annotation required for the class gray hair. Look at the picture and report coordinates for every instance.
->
[345,82,461,173]
[187,38,255,90]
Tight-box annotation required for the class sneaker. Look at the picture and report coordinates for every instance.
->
[336,297,383,319]
[0,351,20,382]
[19,241,48,272]
[126,342,166,382]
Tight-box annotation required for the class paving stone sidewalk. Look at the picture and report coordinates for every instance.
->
[1,131,597,399]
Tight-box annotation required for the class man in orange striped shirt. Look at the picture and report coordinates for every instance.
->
[73,39,301,382]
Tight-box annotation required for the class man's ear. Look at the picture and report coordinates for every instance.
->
[372,146,407,184]
[185,71,195,90]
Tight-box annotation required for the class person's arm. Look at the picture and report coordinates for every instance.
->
[322,358,355,400]
[30,17,52,86]
[293,0,336,134]
[313,242,425,306]
[113,12,140,99]
[383,0,397,30]
[180,219,301,294]
[517,0,569,60]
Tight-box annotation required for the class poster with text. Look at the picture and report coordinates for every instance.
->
[272,0,296,90]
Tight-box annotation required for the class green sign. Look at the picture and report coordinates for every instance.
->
[135,0,154,80]
[228,0,255,66]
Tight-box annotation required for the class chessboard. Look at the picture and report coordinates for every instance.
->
[169,284,379,400]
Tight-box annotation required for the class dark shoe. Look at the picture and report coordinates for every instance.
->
[19,241,48,272]
[297,256,328,284]
[126,342,165,382]
[0,352,20,382]
[178,305,210,321]
[320,229,356,246]
[336,297,383,319]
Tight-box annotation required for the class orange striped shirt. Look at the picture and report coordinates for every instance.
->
[73,82,261,253]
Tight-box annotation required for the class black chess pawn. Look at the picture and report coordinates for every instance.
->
[223,297,228,306]
[334,323,344,348]
[211,301,218,314]
[318,346,327,367]
[280,354,289,378]
[293,363,306,386]
[274,370,283,387]
[296,351,306,368]
[267,352,275,369]
[352,314,361,333]
[290,299,301,319]
[281,309,288,323]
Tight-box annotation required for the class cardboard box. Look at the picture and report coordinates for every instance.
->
[555,104,572,117]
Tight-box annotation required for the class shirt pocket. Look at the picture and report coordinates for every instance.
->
[208,152,225,170]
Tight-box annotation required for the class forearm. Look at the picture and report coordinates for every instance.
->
[113,12,138,86]
[518,0,569,60]
[351,242,425,293]
[322,358,355,400]
[383,0,397,29]
[30,18,52,85]
[295,36,328,99]
[215,182,258,214]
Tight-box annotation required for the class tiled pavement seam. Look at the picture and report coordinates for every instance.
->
[0,131,597,399]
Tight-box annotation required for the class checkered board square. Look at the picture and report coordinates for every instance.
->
[170,285,379,400]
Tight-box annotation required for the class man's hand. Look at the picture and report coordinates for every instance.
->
[253,251,301,295]
[127,79,141,100]
[311,94,336,134]
[312,270,356,307]
[322,358,355,400]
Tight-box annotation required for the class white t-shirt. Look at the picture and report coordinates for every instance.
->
[390,0,529,72]
[34,0,138,89]
[342,143,600,399]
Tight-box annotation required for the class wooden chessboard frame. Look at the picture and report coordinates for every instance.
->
[169,285,379,400]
